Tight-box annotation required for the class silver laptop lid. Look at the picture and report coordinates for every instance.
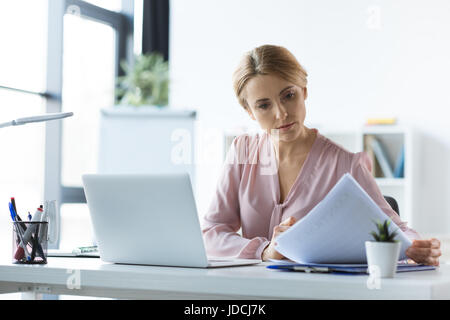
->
[82,173,209,267]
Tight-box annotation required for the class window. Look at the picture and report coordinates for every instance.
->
[0,90,46,208]
[61,14,116,187]
[47,0,134,250]
[58,12,118,250]
[0,89,46,258]
[0,1,48,259]
[0,0,48,92]
[0,0,134,255]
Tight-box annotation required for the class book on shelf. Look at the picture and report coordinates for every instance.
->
[364,135,382,178]
[366,117,397,125]
[364,135,394,178]
[393,145,405,178]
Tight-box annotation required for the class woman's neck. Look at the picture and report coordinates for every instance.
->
[271,126,316,162]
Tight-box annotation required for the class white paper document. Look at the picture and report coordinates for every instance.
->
[275,173,412,264]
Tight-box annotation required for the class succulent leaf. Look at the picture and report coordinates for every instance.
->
[370,219,398,243]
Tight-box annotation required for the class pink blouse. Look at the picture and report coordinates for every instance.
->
[201,129,420,260]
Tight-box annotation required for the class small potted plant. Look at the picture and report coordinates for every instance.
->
[98,52,196,179]
[365,219,401,278]
[115,52,169,108]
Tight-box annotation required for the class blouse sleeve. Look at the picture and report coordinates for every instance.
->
[350,151,421,240]
[200,136,270,259]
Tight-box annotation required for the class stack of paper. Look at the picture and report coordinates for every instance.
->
[275,173,412,264]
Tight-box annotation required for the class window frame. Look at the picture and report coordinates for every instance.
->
[44,0,134,248]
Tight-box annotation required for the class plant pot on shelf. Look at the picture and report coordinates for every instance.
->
[365,241,401,278]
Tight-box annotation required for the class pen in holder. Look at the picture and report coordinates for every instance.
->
[12,220,48,264]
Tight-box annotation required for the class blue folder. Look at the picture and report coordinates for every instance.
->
[267,262,436,275]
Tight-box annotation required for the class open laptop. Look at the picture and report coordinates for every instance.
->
[81,173,261,268]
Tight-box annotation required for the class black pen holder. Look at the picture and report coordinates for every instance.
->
[12,221,48,264]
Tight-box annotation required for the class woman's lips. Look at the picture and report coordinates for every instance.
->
[277,122,295,131]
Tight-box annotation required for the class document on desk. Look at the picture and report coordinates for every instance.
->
[275,173,412,264]
[266,260,435,274]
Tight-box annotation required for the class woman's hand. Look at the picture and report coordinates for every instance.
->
[262,216,296,261]
[405,238,441,266]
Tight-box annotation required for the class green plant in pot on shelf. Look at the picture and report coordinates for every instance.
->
[365,219,401,278]
[116,52,169,107]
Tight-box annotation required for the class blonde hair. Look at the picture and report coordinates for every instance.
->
[232,45,308,109]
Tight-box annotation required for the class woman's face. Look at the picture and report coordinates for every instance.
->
[242,74,308,142]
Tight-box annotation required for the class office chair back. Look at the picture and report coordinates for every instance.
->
[384,196,400,216]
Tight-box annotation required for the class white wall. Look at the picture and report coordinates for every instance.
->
[170,0,450,235]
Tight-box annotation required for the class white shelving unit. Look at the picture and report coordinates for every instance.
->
[222,125,419,229]
[98,107,197,188]
[322,125,418,228]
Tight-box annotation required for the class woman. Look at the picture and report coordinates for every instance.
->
[201,44,441,265]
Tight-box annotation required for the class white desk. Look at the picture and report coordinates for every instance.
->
[0,257,449,300]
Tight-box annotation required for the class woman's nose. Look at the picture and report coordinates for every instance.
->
[274,103,288,120]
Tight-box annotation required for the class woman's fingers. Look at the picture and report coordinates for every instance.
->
[422,256,440,266]
[431,238,441,248]
[267,217,297,256]
[412,238,441,249]
[273,225,290,239]
[406,238,442,266]
[406,246,442,266]
[406,247,441,259]
[273,217,296,239]
[429,257,440,266]
[279,216,296,227]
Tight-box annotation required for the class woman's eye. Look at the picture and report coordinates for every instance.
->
[285,92,295,99]
[258,104,269,110]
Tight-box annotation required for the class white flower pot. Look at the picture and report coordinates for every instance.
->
[365,241,401,278]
